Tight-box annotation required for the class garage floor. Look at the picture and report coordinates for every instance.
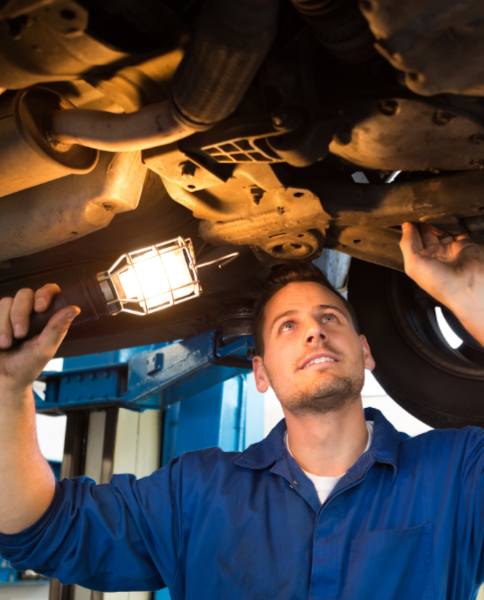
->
[0,582,49,600]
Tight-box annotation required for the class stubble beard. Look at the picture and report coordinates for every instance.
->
[266,350,365,417]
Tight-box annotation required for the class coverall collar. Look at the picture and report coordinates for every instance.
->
[234,406,400,480]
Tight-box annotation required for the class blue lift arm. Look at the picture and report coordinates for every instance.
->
[36,329,255,413]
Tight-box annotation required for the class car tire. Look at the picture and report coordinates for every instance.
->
[348,259,484,429]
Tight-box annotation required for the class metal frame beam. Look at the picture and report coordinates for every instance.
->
[36,330,254,414]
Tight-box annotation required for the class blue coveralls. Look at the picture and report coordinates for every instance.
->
[1,407,483,599]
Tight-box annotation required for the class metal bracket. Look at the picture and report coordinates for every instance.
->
[36,329,255,414]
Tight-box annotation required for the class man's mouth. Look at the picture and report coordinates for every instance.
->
[301,353,339,369]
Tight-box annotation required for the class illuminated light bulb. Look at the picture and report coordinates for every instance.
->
[98,237,200,315]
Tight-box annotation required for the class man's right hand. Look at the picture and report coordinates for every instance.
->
[0,284,80,395]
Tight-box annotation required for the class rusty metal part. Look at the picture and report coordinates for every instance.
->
[290,0,377,63]
[0,87,98,198]
[329,96,484,171]
[184,166,484,268]
[49,99,201,152]
[0,0,129,89]
[359,0,484,96]
[0,1,54,19]
[143,143,227,194]
[200,201,328,260]
[84,49,186,113]
[0,151,146,261]
[161,163,304,220]
[0,0,185,91]
[326,226,403,269]
[157,161,328,260]
[172,0,280,127]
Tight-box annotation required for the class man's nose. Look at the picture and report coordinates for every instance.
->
[305,319,326,344]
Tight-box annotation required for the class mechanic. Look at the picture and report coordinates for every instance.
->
[0,222,483,599]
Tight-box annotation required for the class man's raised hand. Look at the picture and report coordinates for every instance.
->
[0,284,80,395]
[399,222,484,346]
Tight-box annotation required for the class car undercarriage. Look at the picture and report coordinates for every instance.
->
[1,0,484,428]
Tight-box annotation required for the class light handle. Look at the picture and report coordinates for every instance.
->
[9,279,108,349]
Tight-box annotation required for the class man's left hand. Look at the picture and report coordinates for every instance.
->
[399,222,484,346]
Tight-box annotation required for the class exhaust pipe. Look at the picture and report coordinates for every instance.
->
[48,99,198,153]
[50,0,280,149]
[172,0,279,127]
[2,0,279,196]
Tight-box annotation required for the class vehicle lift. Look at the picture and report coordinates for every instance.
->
[0,327,263,600]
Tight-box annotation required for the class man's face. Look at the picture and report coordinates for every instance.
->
[252,282,375,416]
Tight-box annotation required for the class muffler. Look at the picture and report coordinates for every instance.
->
[0,87,98,199]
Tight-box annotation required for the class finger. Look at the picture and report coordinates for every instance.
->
[452,238,480,256]
[455,233,471,241]
[10,289,35,339]
[0,297,13,348]
[35,306,80,359]
[420,237,477,259]
[399,223,424,268]
[439,235,454,245]
[418,223,441,248]
[34,284,61,313]
[429,226,445,237]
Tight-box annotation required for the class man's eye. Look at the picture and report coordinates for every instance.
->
[281,322,295,331]
[322,314,336,323]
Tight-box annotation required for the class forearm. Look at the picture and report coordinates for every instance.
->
[448,303,484,348]
[0,386,55,535]
[444,273,484,347]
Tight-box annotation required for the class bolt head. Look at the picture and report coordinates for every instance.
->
[272,112,287,127]
[407,71,424,83]
[470,158,484,169]
[432,110,456,126]
[179,161,198,179]
[378,100,399,116]
[470,133,484,144]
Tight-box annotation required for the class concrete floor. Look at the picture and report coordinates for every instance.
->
[0,582,49,600]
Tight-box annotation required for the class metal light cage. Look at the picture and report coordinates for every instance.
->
[97,237,201,315]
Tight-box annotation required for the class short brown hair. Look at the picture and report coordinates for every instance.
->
[252,263,360,356]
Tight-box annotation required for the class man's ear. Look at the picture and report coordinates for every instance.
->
[360,334,376,371]
[252,356,271,393]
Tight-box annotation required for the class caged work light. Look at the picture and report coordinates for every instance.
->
[8,237,238,347]
[98,237,201,316]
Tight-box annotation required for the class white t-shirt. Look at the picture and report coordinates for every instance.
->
[286,421,374,505]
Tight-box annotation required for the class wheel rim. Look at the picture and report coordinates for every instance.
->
[387,270,484,381]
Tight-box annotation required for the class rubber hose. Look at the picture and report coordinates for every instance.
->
[290,0,375,63]
[172,0,279,127]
